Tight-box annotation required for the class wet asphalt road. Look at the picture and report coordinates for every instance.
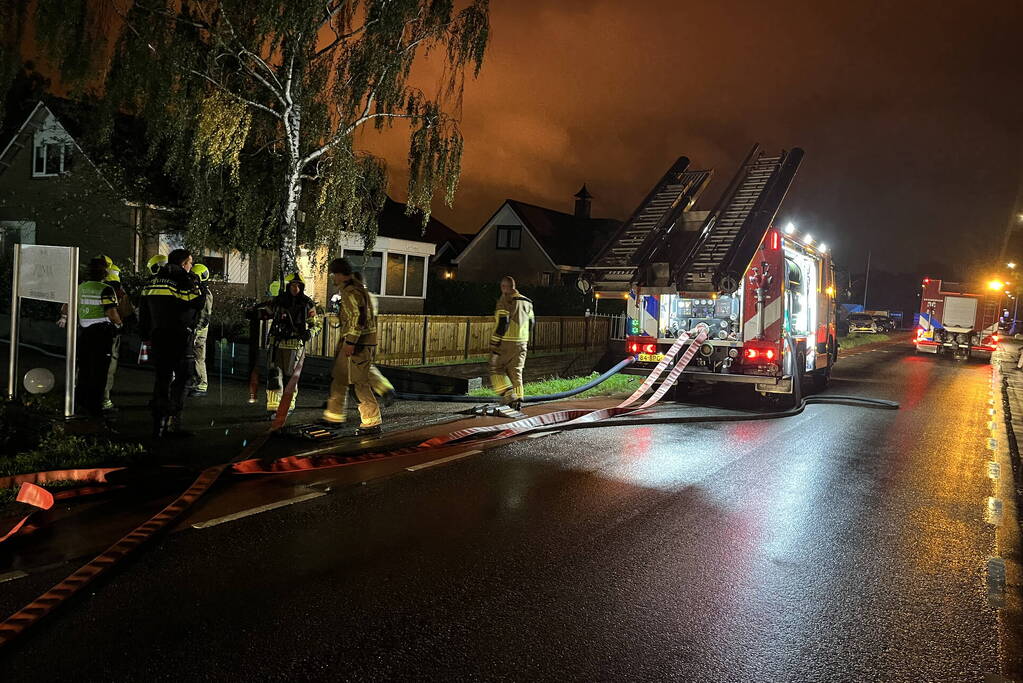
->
[0,342,1008,681]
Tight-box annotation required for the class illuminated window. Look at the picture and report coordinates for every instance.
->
[496,226,521,250]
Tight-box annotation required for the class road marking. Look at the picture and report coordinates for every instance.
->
[191,491,326,529]
[988,461,1001,480]
[406,450,482,472]
[986,497,1004,525]
[527,431,560,439]
[0,571,27,584]
[988,557,1007,607]
[988,437,998,451]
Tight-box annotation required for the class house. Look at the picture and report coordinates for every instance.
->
[453,186,621,287]
[0,99,257,293]
[304,198,465,313]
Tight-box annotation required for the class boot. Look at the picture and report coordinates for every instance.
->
[165,415,193,438]
[152,416,169,439]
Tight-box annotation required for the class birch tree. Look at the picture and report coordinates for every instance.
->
[19,0,489,273]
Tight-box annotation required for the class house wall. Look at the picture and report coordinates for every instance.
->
[454,204,556,287]
[0,108,134,264]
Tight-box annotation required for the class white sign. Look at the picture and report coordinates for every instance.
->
[17,245,73,303]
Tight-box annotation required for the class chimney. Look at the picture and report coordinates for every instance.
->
[574,184,592,219]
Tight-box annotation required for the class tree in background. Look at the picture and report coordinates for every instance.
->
[8,0,489,275]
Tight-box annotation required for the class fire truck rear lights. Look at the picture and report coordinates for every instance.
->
[643,343,657,354]
[770,231,780,250]
[627,342,639,353]
[745,348,759,360]
[764,349,776,360]
[923,278,930,284]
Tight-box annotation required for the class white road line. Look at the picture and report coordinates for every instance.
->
[527,431,559,438]
[407,450,482,472]
[0,570,28,583]
[192,491,326,529]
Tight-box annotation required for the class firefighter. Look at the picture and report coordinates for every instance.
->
[75,257,122,420]
[139,248,205,438]
[188,263,213,397]
[100,256,134,413]
[253,273,319,418]
[322,258,381,435]
[489,275,535,410]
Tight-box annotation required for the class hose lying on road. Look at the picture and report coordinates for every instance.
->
[394,356,636,403]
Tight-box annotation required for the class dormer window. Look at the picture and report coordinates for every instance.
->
[33,140,74,177]
[32,110,75,177]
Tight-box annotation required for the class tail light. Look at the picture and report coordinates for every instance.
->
[993,334,1000,343]
[742,342,779,363]
[915,327,925,339]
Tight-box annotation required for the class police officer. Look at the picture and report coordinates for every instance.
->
[489,275,534,410]
[100,256,134,412]
[253,273,319,418]
[323,258,381,435]
[76,257,122,419]
[139,248,205,438]
[188,263,213,397]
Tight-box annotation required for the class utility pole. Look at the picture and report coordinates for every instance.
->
[862,250,871,309]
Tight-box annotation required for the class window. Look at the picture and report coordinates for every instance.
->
[343,249,382,294]
[386,253,406,296]
[496,225,521,250]
[406,255,425,297]
[541,272,553,286]
[156,232,248,284]
[32,141,74,177]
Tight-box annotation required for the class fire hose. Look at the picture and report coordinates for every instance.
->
[0,329,898,646]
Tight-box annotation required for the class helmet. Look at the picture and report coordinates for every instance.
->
[267,280,281,297]
[284,272,304,285]
[100,254,113,267]
[147,253,168,275]
[191,263,211,282]
[106,263,121,283]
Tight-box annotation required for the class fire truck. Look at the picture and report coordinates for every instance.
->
[582,144,837,399]
[915,279,1000,360]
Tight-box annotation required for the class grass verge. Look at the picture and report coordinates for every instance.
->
[839,332,895,350]
[468,372,642,399]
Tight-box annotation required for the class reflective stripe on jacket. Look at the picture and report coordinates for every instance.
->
[78,281,116,327]
[491,294,534,344]
[139,264,204,336]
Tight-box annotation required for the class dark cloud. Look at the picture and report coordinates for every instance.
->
[378,0,1023,275]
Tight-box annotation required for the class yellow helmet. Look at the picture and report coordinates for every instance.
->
[267,280,281,297]
[147,253,168,275]
[191,263,211,282]
[100,254,113,267]
[284,272,304,285]
[106,263,121,283]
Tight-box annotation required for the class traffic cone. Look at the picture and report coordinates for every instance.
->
[138,341,150,364]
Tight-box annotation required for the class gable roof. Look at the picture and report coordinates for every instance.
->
[504,199,621,268]
[377,197,468,246]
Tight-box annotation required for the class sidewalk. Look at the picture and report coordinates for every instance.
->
[995,339,1023,501]
[1,344,469,468]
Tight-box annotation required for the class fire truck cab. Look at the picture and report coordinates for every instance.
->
[623,228,837,395]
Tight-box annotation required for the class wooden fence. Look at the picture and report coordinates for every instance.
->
[283,315,613,365]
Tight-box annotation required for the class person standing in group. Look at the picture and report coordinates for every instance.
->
[146,253,168,276]
[100,256,134,413]
[322,258,382,436]
[253,273,319,418]
[188,263,213,398]
[489,275,534,410]
[75,257,122,422]
[139,248,205,438]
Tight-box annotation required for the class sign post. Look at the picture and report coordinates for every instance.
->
[6,244,78,417]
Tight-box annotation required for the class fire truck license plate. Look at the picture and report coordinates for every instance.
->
[639,353,664,363]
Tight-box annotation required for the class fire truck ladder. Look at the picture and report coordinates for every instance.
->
[674,145,804,294]
[586,157,712,294]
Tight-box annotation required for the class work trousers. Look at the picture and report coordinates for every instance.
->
[103,333,120,406]
[76,323,115,417]
[489,341,528,404]
[192,328,209,391]
[324,345,381,427]
[151,328,193,419]
[267,343,304,412]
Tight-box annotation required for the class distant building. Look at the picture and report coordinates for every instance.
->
[453,186,621,287]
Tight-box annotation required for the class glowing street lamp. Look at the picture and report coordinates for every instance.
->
[784,222,796,235]
[1009,262,1017,270]
[988,280,1005,291]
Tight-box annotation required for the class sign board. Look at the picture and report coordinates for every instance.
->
[17,245,73,303]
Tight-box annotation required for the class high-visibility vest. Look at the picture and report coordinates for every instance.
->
[78,281,115,328]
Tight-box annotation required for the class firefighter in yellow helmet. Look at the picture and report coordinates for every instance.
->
[323,258,382,435]
[99,256,134,413]
[489,275,534,410]
[252,272,320,418]
[187,263,214,397]
[147,253,168,275]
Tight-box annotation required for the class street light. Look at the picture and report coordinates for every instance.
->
[988,280,1005,291]
[1009,262,1017,270]
[784,222,796,234]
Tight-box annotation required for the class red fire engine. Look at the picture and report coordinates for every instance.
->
[915,279,1000,361]
[583,145,837,399]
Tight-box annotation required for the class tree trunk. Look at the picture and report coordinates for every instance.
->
[279,102,302,278]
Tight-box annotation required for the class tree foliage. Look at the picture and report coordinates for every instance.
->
[18,0,490,273]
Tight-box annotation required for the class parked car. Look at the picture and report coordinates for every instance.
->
[871,315,895,333]
[847,313,879,334]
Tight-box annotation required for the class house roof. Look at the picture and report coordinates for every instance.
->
[504,199,621,268]
[377,197,470,253]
